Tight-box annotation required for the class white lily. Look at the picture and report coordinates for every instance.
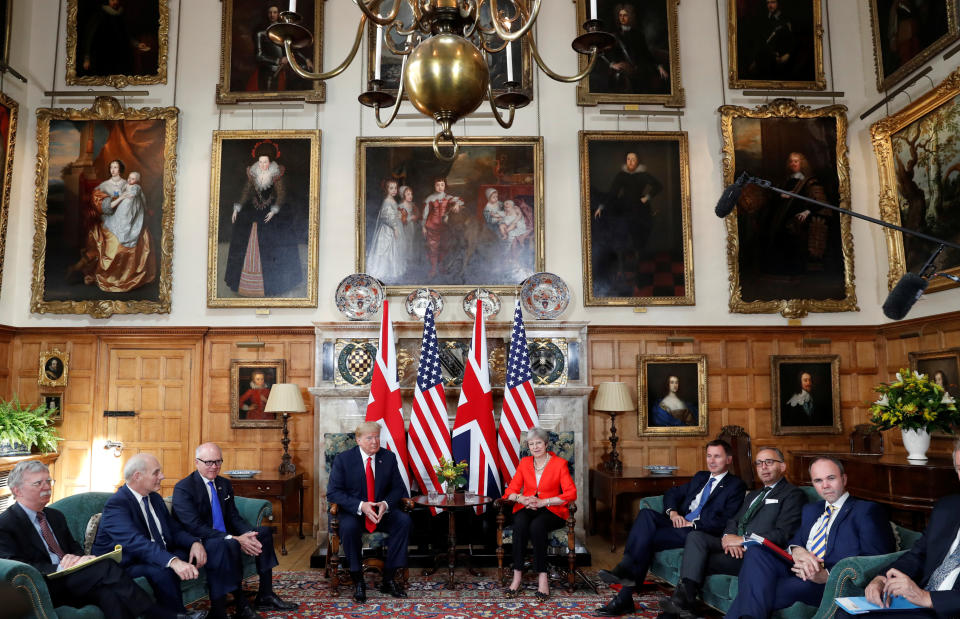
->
[942,392,955,405]
[895,372,904,382]
[874,394,889,407]
[914,370,925,380]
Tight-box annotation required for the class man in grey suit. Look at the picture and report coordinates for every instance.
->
[659,447,806,618]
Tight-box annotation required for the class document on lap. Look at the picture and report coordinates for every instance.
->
[835,596,922,614]
[47,545,122,579]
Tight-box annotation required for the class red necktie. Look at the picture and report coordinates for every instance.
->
[365,456,376,533]
[35,511,65,559]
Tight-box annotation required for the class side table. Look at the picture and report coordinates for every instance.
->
[411,493,493,589]
[229,472,305,555]
[589,467,694,551]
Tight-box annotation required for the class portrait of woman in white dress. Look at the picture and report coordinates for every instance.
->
[367,179,405,282]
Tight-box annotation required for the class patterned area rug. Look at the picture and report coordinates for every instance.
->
[221,569,674,618]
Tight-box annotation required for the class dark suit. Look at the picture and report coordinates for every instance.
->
[0,502,154,618]
[620,471,746,586]
[172,471,279,601]
[327,446,411,573]
[680,478,806,585]
[92,485,202,612]
[725,495,894,618]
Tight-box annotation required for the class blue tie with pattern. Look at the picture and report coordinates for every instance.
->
[208,481,227,532]
[686,477,716,521]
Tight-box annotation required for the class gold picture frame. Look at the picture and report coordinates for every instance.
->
[0,0,12,68]
[65,0,169,88]
[909,347,960,437]
[575,0,684,107]
[230,359,285,429]
[0,91,17,300]
[638,354,708,437]
[31,97,179,318]
[771,354,841,435]
[207,130,321,308]
[579,131,694,306]
[868,0,959,92]
[40,392,63,423]
[38,349,69,388]
[727,0,825,90]
[870,67,960,294]
[356,136,544,295]
[719,98,857,318]
[216,0,325,104]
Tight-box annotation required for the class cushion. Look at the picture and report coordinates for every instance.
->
[83,513,102,555]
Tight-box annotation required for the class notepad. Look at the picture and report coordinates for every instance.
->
[835,596,922,614]
[47,545,122,579]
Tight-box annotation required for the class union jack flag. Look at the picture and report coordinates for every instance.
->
[407,304,451,500]
[452,300,501,508]
[497,300,539,481]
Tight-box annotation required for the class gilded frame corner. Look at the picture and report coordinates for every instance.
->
[578,130,694,307]
[0,90,17,299]
[719,98,857,318]
[770,354,841,436]
[216,0,325,104]
[726,0,826,91]
[38,349,69,388]
[638,354,708,437]
[30,96,179,318]
[230,358,286,429]
[207,129,321,308]
[868,0,959,93]
[575,0,684,107]
[355,135,545,296]
[870,67,960,294]
[65,0,169,88]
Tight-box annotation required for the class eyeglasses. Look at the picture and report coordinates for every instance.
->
[28,479,55,488]
[196,458,223,467]
[755,459,784,468]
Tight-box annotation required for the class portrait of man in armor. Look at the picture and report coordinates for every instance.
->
[731,0,821,87]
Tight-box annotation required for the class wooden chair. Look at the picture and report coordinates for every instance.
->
[323,432,413,593]
[494,430,581,592]
[718,425,755,488]
[850,423,884,454]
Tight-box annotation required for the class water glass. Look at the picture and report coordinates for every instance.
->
[427,490,439,502]
[465,490,477,502]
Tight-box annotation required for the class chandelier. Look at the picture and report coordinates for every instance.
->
[267,0,614,160]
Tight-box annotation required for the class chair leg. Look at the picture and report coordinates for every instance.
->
[328,506,341,593]
[496,504,506,584]
[566,505,577,593]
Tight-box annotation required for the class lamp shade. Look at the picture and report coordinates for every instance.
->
[264,383,306,414]
[594,382,634,412]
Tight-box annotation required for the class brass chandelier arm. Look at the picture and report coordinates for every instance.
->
[527,31,600,83]
[486,81,516,129]
[373,55,408,128]
[283,16,368,80]
[488,0,541,41]
[384,25,417,55]
[352,0,402,27]
[433,131,459,162]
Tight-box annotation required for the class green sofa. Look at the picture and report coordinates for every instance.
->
[0,491,272,619]
[637,488,921,618]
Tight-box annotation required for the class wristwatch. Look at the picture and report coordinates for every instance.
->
[225,535,233,541]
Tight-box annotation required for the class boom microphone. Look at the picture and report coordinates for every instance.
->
[715,172,751,218]
[882,273,928,321]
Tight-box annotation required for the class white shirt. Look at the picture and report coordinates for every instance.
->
[357,449,386,516]
[933,526,960,591]
[18,503,62,570]
[685,471,728,520]
[802,491,850,552]
[126,484,176,568]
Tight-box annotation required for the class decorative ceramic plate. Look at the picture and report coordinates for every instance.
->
[405,288,444,320]
[645,465,679,476]
[335,274,385,320]
[520,272,570,319]
[225,470,261,479]
[462,288,501,320]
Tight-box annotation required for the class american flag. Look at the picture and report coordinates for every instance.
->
[407,304,451,500]
[497,300,539,481]
[452,299,502,508]
[365,300,410,492]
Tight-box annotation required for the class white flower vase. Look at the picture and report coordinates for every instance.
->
[901,427,931,462]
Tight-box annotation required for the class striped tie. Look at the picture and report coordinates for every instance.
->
[808,505,835,559]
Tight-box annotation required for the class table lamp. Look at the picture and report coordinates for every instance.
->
[594,382,634,474]
[264,383,306,474]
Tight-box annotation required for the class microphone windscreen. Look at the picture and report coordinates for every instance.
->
[715,182,743,218]
[882,273,928,321]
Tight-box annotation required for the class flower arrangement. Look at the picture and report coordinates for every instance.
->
[869,369,960,434]
[433,457,468,491]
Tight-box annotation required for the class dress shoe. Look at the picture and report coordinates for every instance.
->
[657,597,695,619]
[593,596,636,617]
[254,592,299,611]
[232,605,263,619]
[597,568,635,588]
[353,579,367,603]
[379,579,408,598]
[176,612,208,619]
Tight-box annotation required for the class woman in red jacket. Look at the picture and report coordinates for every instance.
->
[502,426,577,601]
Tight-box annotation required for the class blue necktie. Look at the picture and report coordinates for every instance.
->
[141,496,165,547]
[208,481,226,532]
[686,477,716,521]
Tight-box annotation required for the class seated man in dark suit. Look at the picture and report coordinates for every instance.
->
[327,421,412,603]
[660,446,806,618]
[594,439,747,617]
[843,441,960,618]
[0,460,203,619]
[92,453,212,616]
[173,442,298,619]
[725,456,895,618]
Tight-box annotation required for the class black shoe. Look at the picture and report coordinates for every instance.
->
[597,569,636,588]
[232,606,263,619]
[353,579,367,603]
[379,579,408,598]
[254,592,299,611]
[593,596,635,617]
[176,612,208,619]
[658,597,696,618]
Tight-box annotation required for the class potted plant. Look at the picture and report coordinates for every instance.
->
[869,369,960,461]
[0,396,61,456]
[433,456,468,500]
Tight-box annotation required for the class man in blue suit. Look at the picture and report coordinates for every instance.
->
[327,421,412,603]
[725,456,895,618]
[92,453,213,615]
[173,443,298,619]
[594,439,747,616]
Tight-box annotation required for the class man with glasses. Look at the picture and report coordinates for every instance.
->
[0,460,204,619]
[172,443,297,619]
[659,447,806,618]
